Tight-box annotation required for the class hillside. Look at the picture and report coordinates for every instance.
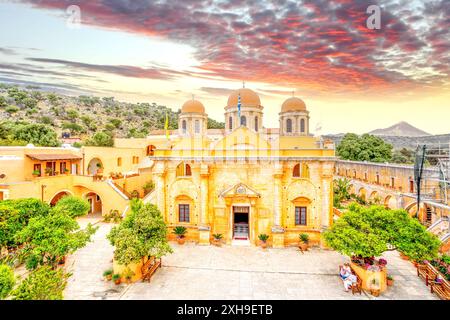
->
[369,121,430,137]
[324,133,450,150]
[0,83,224,143]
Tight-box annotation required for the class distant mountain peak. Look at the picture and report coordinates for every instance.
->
[369,121,430,137]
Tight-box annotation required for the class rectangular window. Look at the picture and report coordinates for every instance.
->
[33,164,42,176]
[295,206,307,226]
[409,180,414,193]
[391,177,395,188]
[179,204,190,223]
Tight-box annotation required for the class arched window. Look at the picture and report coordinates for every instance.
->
[117,157,122,167]
[254,116,258,132]
[182,120,187,133]
[293,163,310,178]
[195,120,200,134]
[146,145,156,156]
[300,119,305,133]
[286,118,292,133]
[176,162,192,177]
[293,164,300,177]
[229,116,233,130]
[240,116,246,126]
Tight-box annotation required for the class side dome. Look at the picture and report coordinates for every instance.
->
[181,99,205,113]
[226,88,261,109]
[281,97,307,113]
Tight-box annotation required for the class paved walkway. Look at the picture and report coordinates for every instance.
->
[64,222,437,300]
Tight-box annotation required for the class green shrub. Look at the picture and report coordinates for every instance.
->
[0,264,15,299]
[172,226,187,238]
[11,266,69,300]
[258,234,269,242]
[5,105,19,114]
[52,196,90,218]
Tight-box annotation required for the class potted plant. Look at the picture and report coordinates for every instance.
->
[387,275,394,286]
[64,168,70,175]
[45,167,53,176]
[96,163,103,174]
[32,170,41,177]
[58,255,66,265]
[103,269,113,281]
[212,233,223,247]
[299,233,309,251]
[112,273,121,285]
[378,258,387,268]
[258,234,269,249]
[173,226,187,245]
[143,181,155,195]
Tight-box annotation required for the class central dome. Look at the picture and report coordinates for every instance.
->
[226,88,261,109]
[281,97,307,113]
[181,99,205,114]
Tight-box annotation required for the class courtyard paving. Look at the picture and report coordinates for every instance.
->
[64,222,437,300]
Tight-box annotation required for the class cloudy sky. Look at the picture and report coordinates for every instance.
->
[0,0,449,134]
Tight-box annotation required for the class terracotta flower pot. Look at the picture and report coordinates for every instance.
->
[260,241,267,249]
[58,256,66,265]
[299,243,308,251]
[371,289,380,297]
[387,279,394,286]
[106,275,112,281]
[213,239,222,247]
[400,252,409,260]
[177,237,186,245]
[114,279,121,285]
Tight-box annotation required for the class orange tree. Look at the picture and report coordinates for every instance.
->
[323,203,440,261]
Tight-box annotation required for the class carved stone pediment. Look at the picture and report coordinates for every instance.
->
[219,183,260,198]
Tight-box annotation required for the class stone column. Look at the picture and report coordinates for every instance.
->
[273,165,283,226]
[198,163,211,245]
[153,162,166,220]
[320,161,335,247]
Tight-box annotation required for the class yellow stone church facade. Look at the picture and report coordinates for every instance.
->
[0,87,335,248]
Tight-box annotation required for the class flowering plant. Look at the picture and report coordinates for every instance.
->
[378,258,387,266]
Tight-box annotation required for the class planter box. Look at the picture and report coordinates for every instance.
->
[351,262,387,294]
[113,257,149,283]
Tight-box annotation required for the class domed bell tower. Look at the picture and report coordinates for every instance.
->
[279,97,310,136]
[178,98,208,137]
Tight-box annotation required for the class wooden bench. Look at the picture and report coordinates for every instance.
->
[141,257,162,282]
[417,264,431,286]
[430,279,450,300]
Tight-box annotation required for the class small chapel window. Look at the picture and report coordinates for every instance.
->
[179,204,190,223]
[229,116,233,130]
[286,119,292,133]
[182,120,187,134]
[293,164,300,177]
[295,206,307,225]
[255,116,258,132]
[240,116,246,126]
[176,162,192,177]
[300,119,305,133]
[195,120,200,134]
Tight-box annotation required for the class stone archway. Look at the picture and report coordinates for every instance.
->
[87,158,104,176]
[49,190,73,206]
[83,191,103,216]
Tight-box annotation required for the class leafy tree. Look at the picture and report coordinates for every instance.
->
[323,204,440,261]
[12,123,60,147]
[84,131,114,147]
[0,199,50,251]
[52,196,90,218]
[15,210,97,269]
[5,105,19,114]
[109,118,122,129]
[0,264,15,299]
[0,96,7,108]
[391,148,414,164]
[23,97,38,109]
[62,122,84,134]
[11,266,69,300]
[65,109,79,120]
[337,133,393,163]
[107,200,172,266]
[207,118,225,129]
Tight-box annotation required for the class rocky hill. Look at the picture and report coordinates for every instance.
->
[0,83,224,142]
[324,133,450,150]
[369,121,431,137]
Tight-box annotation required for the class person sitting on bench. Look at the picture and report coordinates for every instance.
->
[343,273,357,292]
[339,263,352,280]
